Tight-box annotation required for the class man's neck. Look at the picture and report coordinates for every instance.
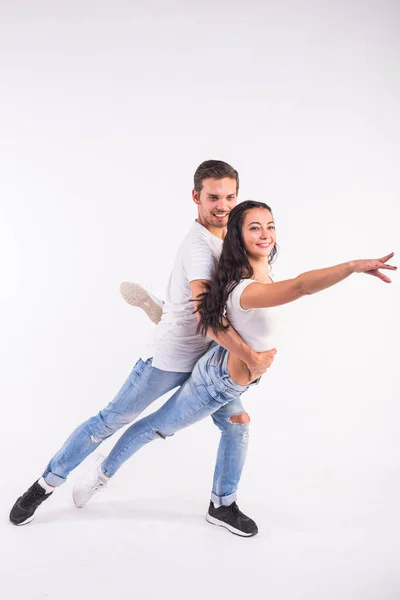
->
[195,219,226,240]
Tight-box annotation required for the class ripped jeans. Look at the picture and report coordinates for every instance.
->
[43,345,251,506]
[102,344,253,506]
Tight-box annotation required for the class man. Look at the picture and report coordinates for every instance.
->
[10,160,276,536]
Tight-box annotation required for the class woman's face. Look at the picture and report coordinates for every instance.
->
[242,207,276,260]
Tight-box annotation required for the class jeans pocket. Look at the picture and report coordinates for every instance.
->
[220,374,249,397]
[128,358,148,385]
[204,383,223,401]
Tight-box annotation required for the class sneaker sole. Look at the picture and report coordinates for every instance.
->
[12,514,35,526]
[119,282,163,325]
[206,513,257,537]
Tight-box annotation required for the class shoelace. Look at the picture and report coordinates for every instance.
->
[230,503,248,519]
[21,487,48,509]
[85,478,105,494]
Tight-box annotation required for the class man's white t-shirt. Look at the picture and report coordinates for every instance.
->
[141,221,223,373]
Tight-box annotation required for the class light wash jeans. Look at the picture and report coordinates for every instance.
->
[42,346,251,505]
[102,344,253,506]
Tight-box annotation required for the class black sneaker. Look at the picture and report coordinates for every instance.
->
[9,481,53,526]
[206,501,258,537]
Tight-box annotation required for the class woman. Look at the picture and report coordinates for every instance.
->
[73,200,395,536]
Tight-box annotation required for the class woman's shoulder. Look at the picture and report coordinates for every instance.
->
[228,279,260,312]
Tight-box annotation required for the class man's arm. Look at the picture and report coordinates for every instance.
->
[190,280,276,379]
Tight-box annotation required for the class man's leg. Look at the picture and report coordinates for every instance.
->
[9,359,189,525]
[42,359,188,485]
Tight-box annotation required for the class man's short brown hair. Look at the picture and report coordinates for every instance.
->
[193,160,239,194]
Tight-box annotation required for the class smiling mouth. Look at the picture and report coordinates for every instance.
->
[213,212,229,218]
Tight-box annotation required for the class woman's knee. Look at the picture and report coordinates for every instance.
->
[229,412,250,425]
[225,412,250,441]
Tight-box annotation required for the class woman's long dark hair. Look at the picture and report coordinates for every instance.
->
[196,200,277,336]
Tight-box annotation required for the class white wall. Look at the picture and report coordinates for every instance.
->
[0,1,399,598]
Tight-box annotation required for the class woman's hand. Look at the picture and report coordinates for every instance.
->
[350,252,397,283]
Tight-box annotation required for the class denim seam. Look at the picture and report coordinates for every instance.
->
[219,426,230,500]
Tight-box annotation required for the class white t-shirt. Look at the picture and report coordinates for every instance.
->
[141,221,223,372]
[226,279,278,352]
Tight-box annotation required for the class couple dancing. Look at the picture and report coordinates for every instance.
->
[10,160,395,537]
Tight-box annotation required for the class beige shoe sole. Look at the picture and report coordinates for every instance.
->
[119,282,163,325]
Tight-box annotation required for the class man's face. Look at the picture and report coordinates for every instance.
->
[192,177,238,231]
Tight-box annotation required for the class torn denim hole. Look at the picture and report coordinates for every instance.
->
[229,413,250,425]
[90,435,101,444]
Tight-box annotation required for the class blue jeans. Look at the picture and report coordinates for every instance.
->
[42,347,250,505]
[102,344,251,506]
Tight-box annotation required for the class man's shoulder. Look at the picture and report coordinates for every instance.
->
[179,221,213,250]
[174,222,219,279]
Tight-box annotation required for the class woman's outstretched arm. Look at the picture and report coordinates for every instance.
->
[241,252,396,310]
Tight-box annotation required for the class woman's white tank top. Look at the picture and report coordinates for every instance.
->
[225,279,278,352]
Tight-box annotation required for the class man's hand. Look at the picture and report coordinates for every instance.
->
[246,348,277,381]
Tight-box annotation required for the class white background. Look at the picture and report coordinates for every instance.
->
[0,1,399,599]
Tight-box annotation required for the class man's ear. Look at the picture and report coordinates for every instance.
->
[192,188,200,205]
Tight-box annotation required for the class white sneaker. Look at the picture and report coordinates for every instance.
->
[119,282,164,325]
[73,454,109,508]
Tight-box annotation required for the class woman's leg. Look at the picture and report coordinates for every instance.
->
[210,397,250,507]
[101,371,241,478]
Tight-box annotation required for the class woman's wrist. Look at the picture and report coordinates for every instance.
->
[348,260,356,274]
